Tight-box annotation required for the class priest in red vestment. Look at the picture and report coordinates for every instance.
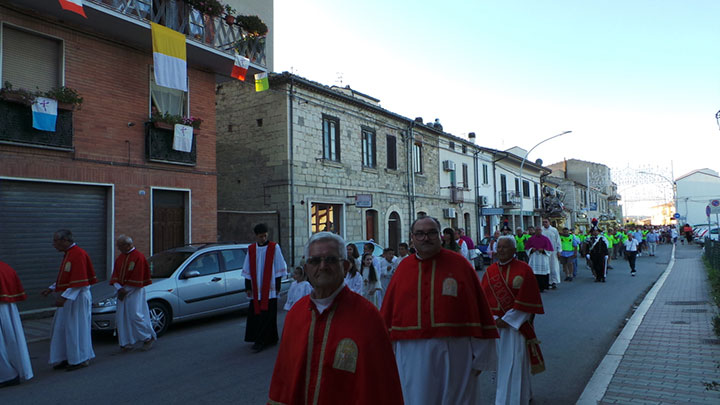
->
[381,216,498,404]
[110,235,156,352]
[242,223,287,353]
[42,229,97,371]
[268,232,404,404]
[0,260,33,387]
[481,235,545,404]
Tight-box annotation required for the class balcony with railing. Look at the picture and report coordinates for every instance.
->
[6,0,266,76]
[145,122,196,165]
[449,187,464,204]
[0,99,73,150]
[498,191,521,207]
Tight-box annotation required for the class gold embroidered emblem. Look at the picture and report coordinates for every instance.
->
[512,276,524,289]
[64,262,72,272]
[128,262,136,271]
[442,277,458,297]
[332,338,358,373]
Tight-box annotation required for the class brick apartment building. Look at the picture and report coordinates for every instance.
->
[0,1,266,310]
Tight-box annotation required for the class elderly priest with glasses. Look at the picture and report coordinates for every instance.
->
[381,216,499,405]
[267,232,404,404]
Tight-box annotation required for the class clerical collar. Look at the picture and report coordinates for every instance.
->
[65,243,77,251]
[310,283,344,315]
[257,241,269,247]
[498,257,514,265]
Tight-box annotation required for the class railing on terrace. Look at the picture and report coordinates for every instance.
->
[91,0,266,66]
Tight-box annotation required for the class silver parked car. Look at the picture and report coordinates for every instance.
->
[91,243,291,336]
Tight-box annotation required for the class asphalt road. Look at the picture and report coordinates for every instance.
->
[2,244,674,404]
[477,243,673,404]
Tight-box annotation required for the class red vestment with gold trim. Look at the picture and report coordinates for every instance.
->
[55,245,97,292]
[110,249,151,287]
[0,261,26,303]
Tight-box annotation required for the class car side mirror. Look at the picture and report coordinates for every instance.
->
[182,270,201,279]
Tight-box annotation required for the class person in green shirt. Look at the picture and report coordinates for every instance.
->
[559,227,578,281]
[514,227,531,263]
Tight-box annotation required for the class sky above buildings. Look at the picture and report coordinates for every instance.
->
[274,0,720,216]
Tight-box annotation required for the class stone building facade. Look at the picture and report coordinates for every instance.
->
[216,73,480,265]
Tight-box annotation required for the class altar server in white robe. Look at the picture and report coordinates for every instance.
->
[0,260,33,387]
[541,218,562,288]
[42,229,97,371]
[110,235,156,351]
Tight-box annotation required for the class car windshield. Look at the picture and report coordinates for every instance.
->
[149,251,193,278]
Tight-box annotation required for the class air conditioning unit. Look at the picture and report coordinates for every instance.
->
[442,160,456,172]
[443,208,457,218]
[480,196,489,206]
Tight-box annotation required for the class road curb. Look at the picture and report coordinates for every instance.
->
[576,244,676,404]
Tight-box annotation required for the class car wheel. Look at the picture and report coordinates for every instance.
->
[148,301,171,337]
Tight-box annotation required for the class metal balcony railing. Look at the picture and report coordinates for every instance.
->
[449,187,464,204]
[498,191,521,207]
[92,0,266,66]
[0,99,73,150]
[145,122,196,165]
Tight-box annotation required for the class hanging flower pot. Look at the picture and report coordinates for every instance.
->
[225,14,235,25]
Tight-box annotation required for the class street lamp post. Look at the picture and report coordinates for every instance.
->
[518,131,572,228]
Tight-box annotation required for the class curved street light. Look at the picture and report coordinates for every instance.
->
[517,130,572,228]
[638,170,677,221]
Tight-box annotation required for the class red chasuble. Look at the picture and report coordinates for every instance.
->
[248,242,276,315]
[109,249,152,288]
[481,258,545,374]
[268,286,404,405]
[0,261,27,303]
[381,249,499,341]
[55,245,98,293]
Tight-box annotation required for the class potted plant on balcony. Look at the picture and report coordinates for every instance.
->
[235,15,268,38]
[44,86,84,111]
[0,81,37,106]
[186,0,223,18]
[223,4,237,25]
[151,111,203,130]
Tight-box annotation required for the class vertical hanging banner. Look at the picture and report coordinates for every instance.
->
[151,22,187,91]
[58,0,87,18]
[172,124,193,152]
[231,54,250,81]
[255,72,269,92]
[32,97,58,132]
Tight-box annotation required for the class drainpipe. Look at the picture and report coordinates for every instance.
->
[288,76,295,266]
[473,147,481,243]
[407,122,416,235]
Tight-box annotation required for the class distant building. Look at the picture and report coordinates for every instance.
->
[675,168,720,226]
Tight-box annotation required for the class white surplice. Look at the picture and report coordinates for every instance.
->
[393,337,497,405]
[528,249,550,275]
[344,272,364,295]
[0,302,33,382]
[241,244,287,300]
[283,280,312,311]
[49,286,95,365]
[114,285,156,347]
[542,226,562,285]
[494,309,533,405]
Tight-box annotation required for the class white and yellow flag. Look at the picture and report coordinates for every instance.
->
[151,23,187,91]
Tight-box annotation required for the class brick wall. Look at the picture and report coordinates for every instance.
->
[0,7,218,265]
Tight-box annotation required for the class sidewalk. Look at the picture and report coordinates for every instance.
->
[579,243,720,404]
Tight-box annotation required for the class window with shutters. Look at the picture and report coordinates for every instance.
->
[322,115,341,162]
[386,135,397,170]
[413,142,423,174]
[361,126,376,168]
[1,25,62,92]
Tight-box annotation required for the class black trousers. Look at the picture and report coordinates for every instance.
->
[245,298,279,346]
[535,274,549,291]
[517,251,529,263]
[627,251,637,272]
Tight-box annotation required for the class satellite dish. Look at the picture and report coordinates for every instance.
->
[535,158,543,166]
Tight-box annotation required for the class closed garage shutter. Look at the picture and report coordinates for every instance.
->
[0,180,109,311]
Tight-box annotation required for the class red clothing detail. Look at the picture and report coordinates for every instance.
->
[0,261,26,303]
[249,242,276,315]
[268,286,404,405]
[109,249,152,288]
[55,245,97,292]
[481,259,544,316]
[381,249,499,341]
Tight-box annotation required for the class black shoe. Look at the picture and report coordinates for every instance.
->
[607,265,614,269]
[65,361,89,372]
[251,343,265,353]
[53,361,69,370]
[0,376,20,388]
[601,278,606,282]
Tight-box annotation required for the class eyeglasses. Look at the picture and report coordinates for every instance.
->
[306,256,342,266]
[412,230,439,240]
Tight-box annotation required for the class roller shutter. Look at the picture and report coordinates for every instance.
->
[0,180,109,311]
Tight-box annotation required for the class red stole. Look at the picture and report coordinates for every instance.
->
[55,245,98,293]
[0,261,27,303]
[382,249,499,341]
[484,260,545,374]
[248,241,276,315]
[268,287,404,404]
[110,249,152,287]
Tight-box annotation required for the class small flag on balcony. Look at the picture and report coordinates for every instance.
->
[58,0,87,18]
[151,23,187,92]
[231,54,250,81]
[255,72,269,92]
[172,124,193,152]
[32,97,58,132]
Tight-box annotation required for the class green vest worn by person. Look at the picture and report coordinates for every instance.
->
[515,234,530,252]
[560,235,575,252]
